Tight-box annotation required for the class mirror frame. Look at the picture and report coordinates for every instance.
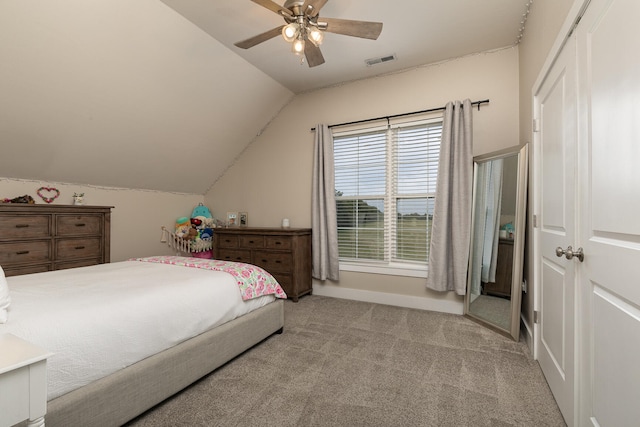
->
[464,144,528,340]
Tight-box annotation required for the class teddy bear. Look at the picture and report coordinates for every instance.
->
[181,227,199,241]
[203,217,216,228]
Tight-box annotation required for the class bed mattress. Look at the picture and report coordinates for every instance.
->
[0,260,276,400]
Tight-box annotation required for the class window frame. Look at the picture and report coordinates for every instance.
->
[333,116,443,277]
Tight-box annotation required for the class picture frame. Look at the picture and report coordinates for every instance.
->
[239,212,248,227]
[226,212,238,227]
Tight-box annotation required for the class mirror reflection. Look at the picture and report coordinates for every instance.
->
[465,145,527,340]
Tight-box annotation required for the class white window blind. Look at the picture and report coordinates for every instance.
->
[334,118,443,269]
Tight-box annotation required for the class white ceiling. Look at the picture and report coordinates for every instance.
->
[161,0,531,94]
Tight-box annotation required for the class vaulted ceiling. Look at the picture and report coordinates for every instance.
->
[162,0,531,93]
[0,0,530,194]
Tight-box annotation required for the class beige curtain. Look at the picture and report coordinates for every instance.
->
[426,100,473,295]
[312,124,339,280]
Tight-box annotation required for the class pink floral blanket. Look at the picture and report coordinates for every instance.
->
[131,256,287,301]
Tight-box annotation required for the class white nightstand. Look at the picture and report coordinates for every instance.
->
[0,333,53,427]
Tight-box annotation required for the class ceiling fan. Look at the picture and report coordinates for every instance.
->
[234,0,383,67]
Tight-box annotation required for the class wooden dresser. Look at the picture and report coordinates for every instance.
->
[0,204,112,277]
[213,227,312,302]
[483,238,514,298]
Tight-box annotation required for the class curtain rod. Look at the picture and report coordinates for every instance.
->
[310,99,489,132]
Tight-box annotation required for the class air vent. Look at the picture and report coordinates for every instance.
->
[365,54,397,67]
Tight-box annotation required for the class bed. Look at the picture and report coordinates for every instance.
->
[0,256,286,427]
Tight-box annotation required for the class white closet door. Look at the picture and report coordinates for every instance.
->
[534,34,578,427]
[576,0,640,425]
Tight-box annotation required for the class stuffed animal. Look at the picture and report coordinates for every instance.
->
[191,203,212,219]
[181,227,199,241]
[175,217,190,237]
[202,217,216,229]
[192,216,217,228]
[199,228,213,240]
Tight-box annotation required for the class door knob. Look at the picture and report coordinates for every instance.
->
[555,246,584,262]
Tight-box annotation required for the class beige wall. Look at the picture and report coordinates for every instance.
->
[519,0,576,143]
[0,0,292,195]
[0,1,583,318]
[518,0,575,332]
[206,46,520,312]
[0,178,203,261]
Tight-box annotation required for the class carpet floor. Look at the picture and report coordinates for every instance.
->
[469,294,512,331]
[126,295,565,427]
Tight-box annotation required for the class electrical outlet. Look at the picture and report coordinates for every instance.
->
[522,279,527,293]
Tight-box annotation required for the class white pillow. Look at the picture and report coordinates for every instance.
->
[0,265,10,323]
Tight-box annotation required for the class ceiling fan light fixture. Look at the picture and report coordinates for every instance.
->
[292,37,305,55]
[282,23,298,42]
[308,27,324,46]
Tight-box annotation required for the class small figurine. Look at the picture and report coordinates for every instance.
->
[73,193,85,205]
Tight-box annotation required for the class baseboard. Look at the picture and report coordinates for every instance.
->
[311,284,464,315]
[520,314,534,354]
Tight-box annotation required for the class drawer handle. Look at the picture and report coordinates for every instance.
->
[249,240,254,243]
[75,246,85,250]
[16,250,30,255]
[275,241,282,245]
[261,259,268,263]
[236,257,242,261]
[275,260,282,264]
[15,224,30,228]
[225,239,231,243]
[75,223,86,227]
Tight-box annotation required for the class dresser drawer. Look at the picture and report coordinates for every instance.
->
[3,264,52,277]
[57,215,102,236]
[216,249,252,263]
[265,236,292,250]
[56,238,102,260]
[217,235,239,248]
[0,241,51,265]
[0,215,51,240]
[238,235,264,248]
[56,259,101,271]
[253,251,292,274]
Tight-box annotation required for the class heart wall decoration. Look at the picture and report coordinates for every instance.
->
[37,187,60,204]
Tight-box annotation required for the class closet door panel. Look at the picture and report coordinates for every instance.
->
[577,0,640,425]
[535,35,578,426]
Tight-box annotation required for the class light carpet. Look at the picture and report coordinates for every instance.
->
[126,295,565,427]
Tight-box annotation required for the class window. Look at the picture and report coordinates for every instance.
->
[333,118,443,275]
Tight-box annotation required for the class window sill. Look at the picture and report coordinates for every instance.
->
[339,262,428,278]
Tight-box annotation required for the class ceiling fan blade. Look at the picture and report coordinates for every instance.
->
[321,17,383,40]
[234,25,285,49]
[302,0,328,18]
[251,0,293,18]
[304,41,325,67]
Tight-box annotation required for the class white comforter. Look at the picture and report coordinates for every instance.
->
[0,260,274,400]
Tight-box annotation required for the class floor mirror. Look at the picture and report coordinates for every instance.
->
[464,144,528,340]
